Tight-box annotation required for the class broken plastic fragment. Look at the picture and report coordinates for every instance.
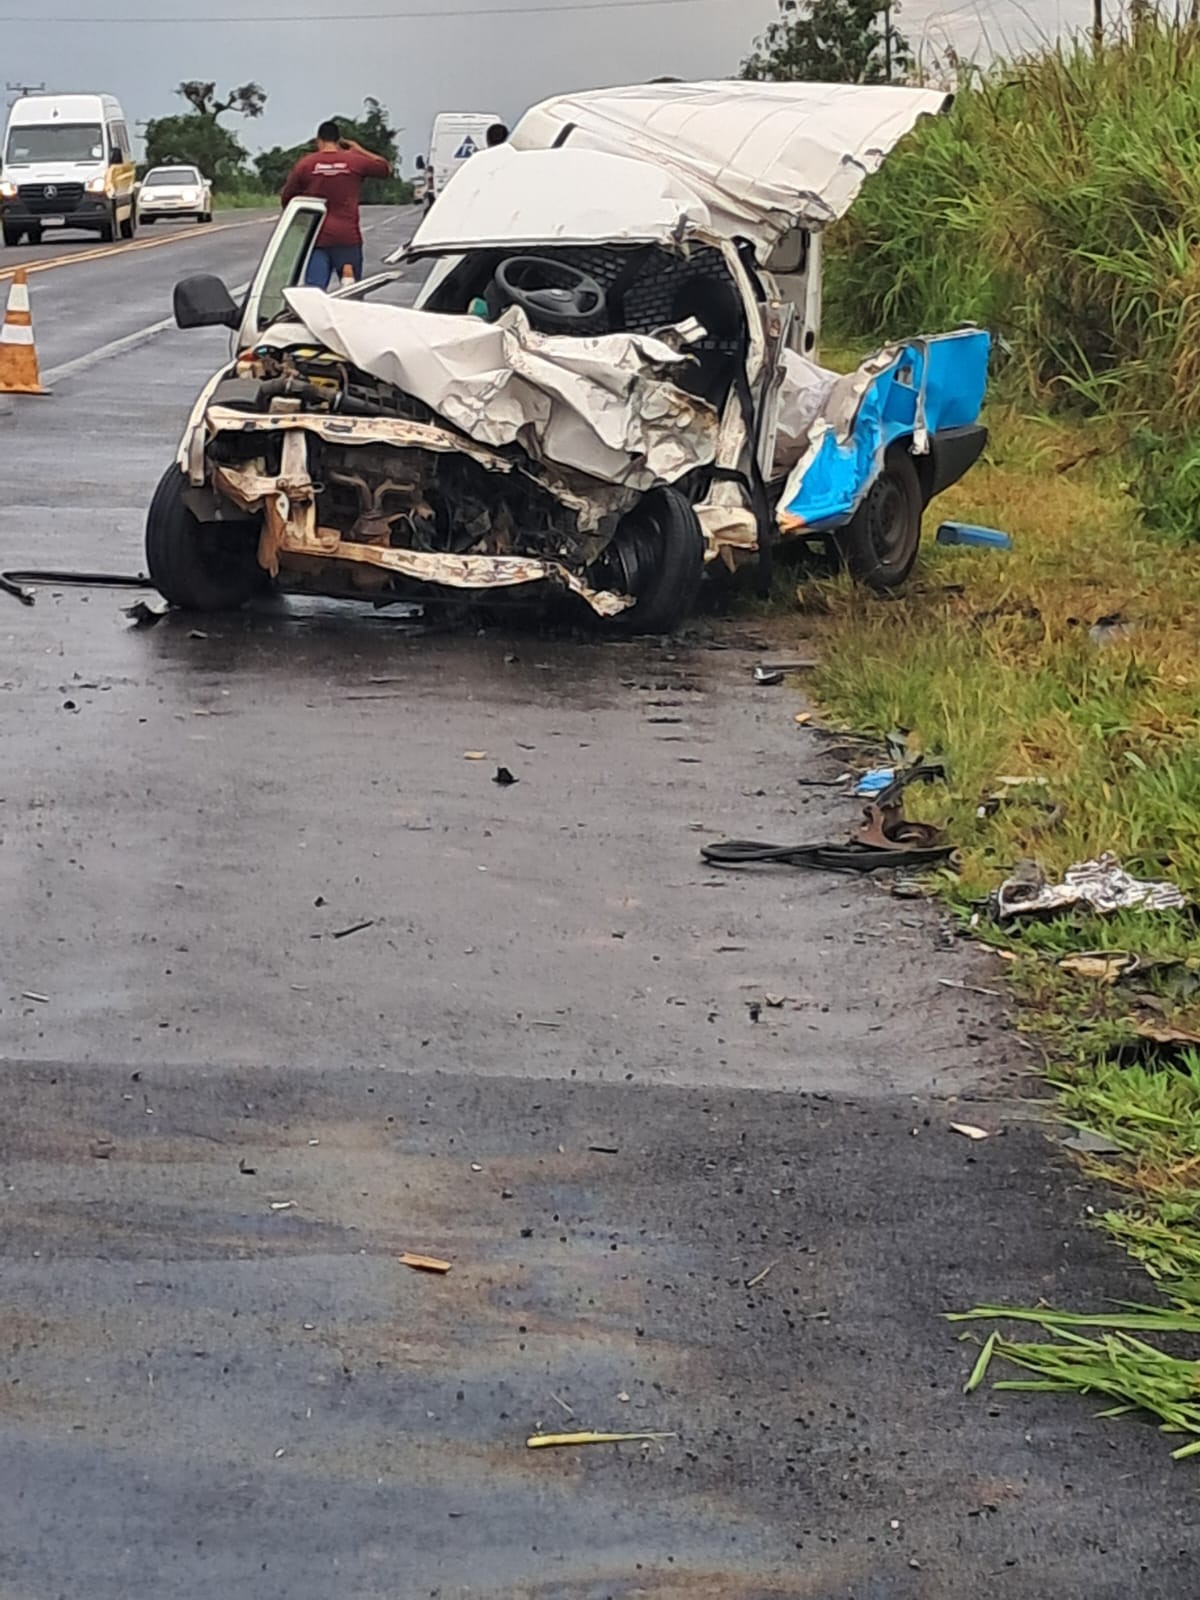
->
[526,1430,676,1449]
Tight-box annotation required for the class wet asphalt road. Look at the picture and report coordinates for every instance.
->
[1,208,1197,1597]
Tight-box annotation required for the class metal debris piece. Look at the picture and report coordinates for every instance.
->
[753,666,784,686]
[21,991,48,1003]
[124,597,171,627]
[995,854,1189,921]
[401,1253,452,1274]
[331,920,375,940]
[746,1262,776,1289]
[950,1123,990,1142]
[464,751,487,761]
[526,1430,676,1450]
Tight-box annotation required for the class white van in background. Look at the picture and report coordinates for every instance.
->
[0,93,137,247]
[416,112,501,210]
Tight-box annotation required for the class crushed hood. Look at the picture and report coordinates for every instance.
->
[511,80,950,252]
[281,289,718,490]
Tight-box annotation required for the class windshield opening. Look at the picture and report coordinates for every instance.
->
[5,123,104,165]
[145,168,198,186]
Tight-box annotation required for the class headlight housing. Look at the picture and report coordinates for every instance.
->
[85,175,108,196]
[0,179,17,200]
[181,188,200,203]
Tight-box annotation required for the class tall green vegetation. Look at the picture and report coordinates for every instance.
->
[826,15,1200,536]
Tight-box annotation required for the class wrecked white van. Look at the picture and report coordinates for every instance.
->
[151,81,990,629]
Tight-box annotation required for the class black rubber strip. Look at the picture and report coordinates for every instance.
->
[701,838,954,874]
[3,570,151,589]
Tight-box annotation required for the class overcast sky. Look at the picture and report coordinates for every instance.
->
[4,0,1095,165]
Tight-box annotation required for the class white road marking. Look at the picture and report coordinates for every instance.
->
[42,283,250,386]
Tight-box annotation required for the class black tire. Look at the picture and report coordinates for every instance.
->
[1,224,19,247]
[199,211,212,224]
[26,224,42,246]
[98,209,116,243]
[602,486,705,634]
[838,443,924,591]
[145,465,262,611]
[120,208,135,240]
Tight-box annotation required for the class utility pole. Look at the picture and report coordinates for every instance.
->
[883,0,894,83]
[1092,0,1103,53]
[6,80,46,106]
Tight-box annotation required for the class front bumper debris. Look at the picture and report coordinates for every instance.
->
[204,411,634,618]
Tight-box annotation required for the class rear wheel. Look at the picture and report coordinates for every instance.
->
[145,465,263,611]
[98,209,116,244]
[838,444,924,591]
[595,486,704,634]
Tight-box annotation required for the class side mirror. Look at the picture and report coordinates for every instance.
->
[415,155,426,170]
[174,274,240,331]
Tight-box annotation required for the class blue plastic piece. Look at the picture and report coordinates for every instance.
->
[778,329,991,533]
[854,766,896,798]
[936,521,1013,550]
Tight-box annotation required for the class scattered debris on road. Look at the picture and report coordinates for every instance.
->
[746,1262,776,1288]
[855,766,896,797]
[331,920,375,940]
[951,1123,991,1142]
[401,1252,452,1274]
[494,766,518,786]
[753,665,784,686]
[526,1430,676,1450]
[993,854,1189,921]
[21,990,48,1003]
[125,596,171,627]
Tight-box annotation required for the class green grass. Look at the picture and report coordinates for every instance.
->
[795,404,1200,1456]
[213,188,275,210]
[827,13,1200,537]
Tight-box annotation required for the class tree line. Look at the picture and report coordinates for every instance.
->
[143,82,413,202]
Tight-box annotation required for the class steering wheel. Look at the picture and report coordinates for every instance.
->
[490,256,606,332]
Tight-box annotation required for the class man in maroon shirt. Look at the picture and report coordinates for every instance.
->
[280,120,392,288]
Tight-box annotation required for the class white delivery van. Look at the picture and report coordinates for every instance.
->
[417,112,501,210]
[0,93,138,247]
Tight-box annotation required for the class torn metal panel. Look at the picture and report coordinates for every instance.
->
[210,440,632,618]
[280,291,718,491]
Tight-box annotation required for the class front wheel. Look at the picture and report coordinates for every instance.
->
[119,208,136,241]
[594,486,704,634]
[145,465,263,611]
[837,444,924,591]
[98,209,116,244]
[1,223,19,247]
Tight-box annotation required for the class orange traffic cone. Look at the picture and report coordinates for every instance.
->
[0,269,47,395]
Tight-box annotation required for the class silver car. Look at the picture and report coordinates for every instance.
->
[138,165,213,225]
